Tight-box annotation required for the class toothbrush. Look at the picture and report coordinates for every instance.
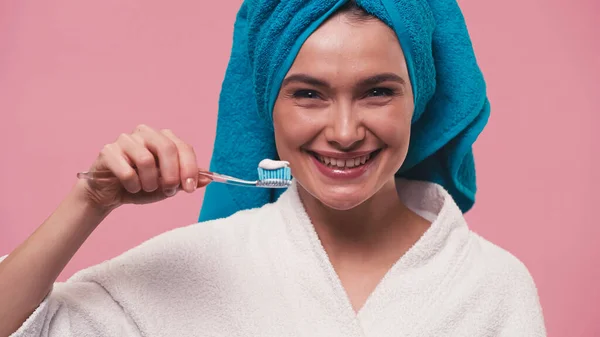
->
[77,159,292,188]
[256,159,292,184]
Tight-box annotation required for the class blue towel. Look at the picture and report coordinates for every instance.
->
[199,0,490,222]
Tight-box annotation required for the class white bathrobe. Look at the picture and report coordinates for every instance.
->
[4,179,546,336]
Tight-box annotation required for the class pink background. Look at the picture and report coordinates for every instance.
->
[0,0,598,335]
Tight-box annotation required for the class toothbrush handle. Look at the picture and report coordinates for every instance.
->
[77,169,259,187]
[196,171,258,187]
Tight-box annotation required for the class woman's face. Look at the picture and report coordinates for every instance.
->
[273,14,414,210]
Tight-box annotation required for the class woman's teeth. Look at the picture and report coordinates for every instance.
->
[317,153,371,168]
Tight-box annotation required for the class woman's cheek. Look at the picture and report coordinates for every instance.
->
[365,113,411,147]
[273,109,313,162]
[283,111,323,143]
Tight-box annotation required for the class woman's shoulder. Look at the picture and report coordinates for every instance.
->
[464,230,541,299]
[450,231,546,331]
[44,202,287,330]
[69,201,284,285]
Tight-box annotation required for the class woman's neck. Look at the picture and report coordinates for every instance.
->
[297,179,431,261]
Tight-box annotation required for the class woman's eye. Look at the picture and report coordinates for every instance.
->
[293,90,320,99]
[367,88,395,97]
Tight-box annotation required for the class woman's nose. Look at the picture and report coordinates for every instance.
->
[324,103,365,150]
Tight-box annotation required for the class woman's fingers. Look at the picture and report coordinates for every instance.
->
[131,125,181,194]
[94,124,206,205]
[98,143,142,194]
[118,132,161,193]
[83,124,207,211]
[160,129,199,193]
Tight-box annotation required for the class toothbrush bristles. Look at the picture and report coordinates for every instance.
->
[257,167,292,187]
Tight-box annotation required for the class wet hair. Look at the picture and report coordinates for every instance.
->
[336,1,377,23]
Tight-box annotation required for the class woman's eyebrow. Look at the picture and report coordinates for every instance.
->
[281,72,405,88]
[282,74,330,88]
[359,73,405,87]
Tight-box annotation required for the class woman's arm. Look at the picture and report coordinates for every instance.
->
[0,125,209,336]
[0,184,108,336]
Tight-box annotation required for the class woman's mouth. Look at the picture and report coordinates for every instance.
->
[307,149,382,180]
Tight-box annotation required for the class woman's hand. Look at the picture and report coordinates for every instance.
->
[78,124,211,212]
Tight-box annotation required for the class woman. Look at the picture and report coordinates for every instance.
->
[0,1,546,336]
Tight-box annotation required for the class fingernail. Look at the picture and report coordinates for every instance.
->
[186,178,197,191]
[164,188,177,197]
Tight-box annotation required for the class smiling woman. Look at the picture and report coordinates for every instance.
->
[273,10,414,213]
[0,0,546,336]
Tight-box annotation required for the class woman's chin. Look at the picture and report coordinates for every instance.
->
[313,186,372,211]
[319,199,365,211]
[296,174,379,211]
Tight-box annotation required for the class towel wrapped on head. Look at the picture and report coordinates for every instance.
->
[199,0,490,222]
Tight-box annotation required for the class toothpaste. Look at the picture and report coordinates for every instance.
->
[258,159,290,170]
